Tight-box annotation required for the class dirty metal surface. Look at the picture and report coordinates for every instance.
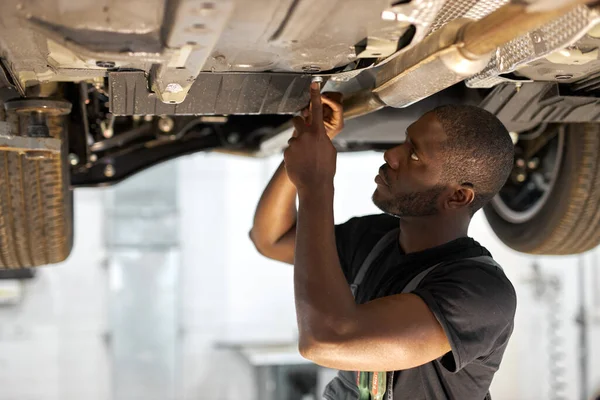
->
[109,71,314,116]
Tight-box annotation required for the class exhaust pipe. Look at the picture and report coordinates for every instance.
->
[344,0,591,117]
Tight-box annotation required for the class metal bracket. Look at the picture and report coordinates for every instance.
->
[151,0,235,104]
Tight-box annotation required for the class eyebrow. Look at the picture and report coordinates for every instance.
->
[406,130,419,150]
[406,129,427,161]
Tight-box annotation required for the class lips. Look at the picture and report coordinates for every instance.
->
[375,174,384,185]
[376,167,389,186]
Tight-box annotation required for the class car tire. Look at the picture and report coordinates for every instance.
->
[484,123,600,255]
[0,118,74,269]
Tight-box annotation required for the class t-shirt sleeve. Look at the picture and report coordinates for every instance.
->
[412,262,517,373]
[334,214,399,284]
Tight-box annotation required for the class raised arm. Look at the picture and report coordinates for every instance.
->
[249,93,344,264]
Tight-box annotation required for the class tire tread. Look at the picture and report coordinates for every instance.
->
[0,148,71,268]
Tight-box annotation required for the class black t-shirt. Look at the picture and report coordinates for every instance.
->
[334,214,517,400]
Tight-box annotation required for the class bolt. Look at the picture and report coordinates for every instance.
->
[311,76,323,84]
[69,153,79,166]
[527,158,540,169]
[96,60,115,68]
[165,83,183,93]
[89,154,98,163]
[104,164,115,178]
[555,74,573,80]
[102,126,113,139]
[516,158,526,168]
[143,115,153,122]
[516,173,527,183]
[158,116,175,133]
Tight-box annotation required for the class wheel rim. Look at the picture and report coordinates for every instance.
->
[491,126,565,224]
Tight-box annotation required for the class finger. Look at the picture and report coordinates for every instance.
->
[322,92,343,104]
[309,82,324,130]
[321,95,343,119]
[301,107,310,119]
[292,116,305,136]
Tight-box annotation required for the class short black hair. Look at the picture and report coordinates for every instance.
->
[431,104,514,214]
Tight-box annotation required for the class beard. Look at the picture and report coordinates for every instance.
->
[372,186,445,217]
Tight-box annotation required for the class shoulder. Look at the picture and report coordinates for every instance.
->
[418,258,517,321]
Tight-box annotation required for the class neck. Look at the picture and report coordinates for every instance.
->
[398,213,470,254]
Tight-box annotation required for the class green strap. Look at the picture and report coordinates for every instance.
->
[357,371,387,400]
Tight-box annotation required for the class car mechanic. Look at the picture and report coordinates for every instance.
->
[250,82,517,400]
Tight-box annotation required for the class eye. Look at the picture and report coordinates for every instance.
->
[410,150,419,161]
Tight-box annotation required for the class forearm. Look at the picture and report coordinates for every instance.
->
[294,186,356,347]
[250,161,297,249]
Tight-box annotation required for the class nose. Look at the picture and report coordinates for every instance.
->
[383,146,400,170]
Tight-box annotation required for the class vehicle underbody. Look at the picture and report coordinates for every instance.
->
[1,0,600,269]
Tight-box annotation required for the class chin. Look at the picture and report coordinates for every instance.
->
[372,190,389,213]
[372,188,383,205]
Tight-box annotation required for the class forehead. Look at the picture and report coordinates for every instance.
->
[407,112,447,150]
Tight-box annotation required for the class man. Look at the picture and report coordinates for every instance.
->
[250,83,517,400]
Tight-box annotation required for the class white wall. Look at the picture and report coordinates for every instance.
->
[0,189,110,400]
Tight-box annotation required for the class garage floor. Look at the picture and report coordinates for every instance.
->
[0,152,598,400]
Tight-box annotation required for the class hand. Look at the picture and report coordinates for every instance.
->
[301,92,344,139]
[284,83,337,193]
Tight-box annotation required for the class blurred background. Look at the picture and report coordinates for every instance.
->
[0,150,599,400]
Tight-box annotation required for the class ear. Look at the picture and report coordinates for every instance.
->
[446,186,475,210]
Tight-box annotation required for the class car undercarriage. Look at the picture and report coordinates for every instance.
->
[1,0,600,268]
